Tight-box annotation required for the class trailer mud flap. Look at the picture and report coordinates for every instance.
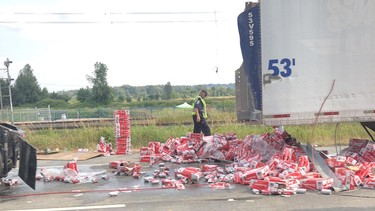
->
[19,140,37,190]
[301,143,345,192]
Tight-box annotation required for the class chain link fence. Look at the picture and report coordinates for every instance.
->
[0,104,235,123]
[0,106,165,123]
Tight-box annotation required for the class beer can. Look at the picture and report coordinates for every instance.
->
[282,189,295,195]
[320,189,332,195]
[296,188,307,194]
[252,189,260,195]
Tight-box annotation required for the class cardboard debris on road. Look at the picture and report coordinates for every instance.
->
[1,178,19,186]
[35,159,107,184]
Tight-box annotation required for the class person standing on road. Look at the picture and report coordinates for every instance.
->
[192,89,211,136]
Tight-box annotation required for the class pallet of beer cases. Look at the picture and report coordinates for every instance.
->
[114,110,131,154]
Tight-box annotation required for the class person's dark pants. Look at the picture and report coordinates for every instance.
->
[192,116,211,136]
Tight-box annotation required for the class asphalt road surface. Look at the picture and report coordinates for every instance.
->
[1,150,375,211]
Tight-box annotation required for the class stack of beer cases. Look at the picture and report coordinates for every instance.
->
[114,110,131,154]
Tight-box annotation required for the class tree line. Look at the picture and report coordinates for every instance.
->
[3,62,235,109]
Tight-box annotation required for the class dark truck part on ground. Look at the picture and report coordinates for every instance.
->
[0,123,37,189]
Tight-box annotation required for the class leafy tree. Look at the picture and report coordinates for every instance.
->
[41,87,49,99]
[0,79,10,107]
[13,64,42,106]
[117,95,125,102]
[163,82,173,100]
[210,87,216,96]
[50,91,70,102]
[146,85,161,100]
[125,96,132,103]
[76,87,91,103]
[86,62,113,105]
[34,98,70,108]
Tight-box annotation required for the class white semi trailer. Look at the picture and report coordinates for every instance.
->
[236,0,375,131]
[236,0,375,190]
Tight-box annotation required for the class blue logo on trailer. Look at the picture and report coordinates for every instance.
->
[237,4,262,112]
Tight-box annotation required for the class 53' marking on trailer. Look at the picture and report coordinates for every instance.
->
[268,58,295,77]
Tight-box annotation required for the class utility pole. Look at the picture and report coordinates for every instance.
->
[0,71,4,122]
[0,71,4,108]
[0,81,3,110]
[4,58,14,124]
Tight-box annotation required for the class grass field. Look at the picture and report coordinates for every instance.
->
[25,119,370,152]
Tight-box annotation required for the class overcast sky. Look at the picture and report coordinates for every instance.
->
[0,0,250,92]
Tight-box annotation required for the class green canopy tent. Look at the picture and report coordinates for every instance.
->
[176,102,193,109]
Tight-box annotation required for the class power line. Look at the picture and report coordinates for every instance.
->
[0,20,227,24]
[0,11,221,15]
[0,11,230,24]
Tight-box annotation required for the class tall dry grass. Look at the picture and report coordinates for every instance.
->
[24,106,372,151]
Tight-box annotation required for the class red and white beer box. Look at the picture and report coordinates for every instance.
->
[341,156,357,166]
[344,151,359,165]
[250,160,266,169]
[235,166,253,173]
[174,167,202,180]
[266,177,298,189]
[189,133,204,140]
[281,146,293,161]
[164,137,176,149]
[201,164,218,173]
[365,141,375,152]
[233,171,244,184]
[355,162,374,180]
[139,155,150,163]
[300,178,333,190]
[267,157,281,170]
[268,169,280,177]
[182,149,196,160]
[335,167,354,190]
[361,150,375,163]
[139,147,152,156]
[326,156,347,169]
[161,146,172,155]
[363,176,375,189]
[109,161,121,169]
[276,160,298,172]
[249,179,279,192]
[297,155,310,172]
[140,155,161,163]
[348,138,369,153]
[241,165,270,181]
[291,146,306,163]
[148,142,162,154]
[304,172,321,179]
[285,170,306,180]
[176,143,190,155]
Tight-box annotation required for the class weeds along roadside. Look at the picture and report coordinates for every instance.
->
[24,122,369,152]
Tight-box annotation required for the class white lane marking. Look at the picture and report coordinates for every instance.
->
[7,204,126,211]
